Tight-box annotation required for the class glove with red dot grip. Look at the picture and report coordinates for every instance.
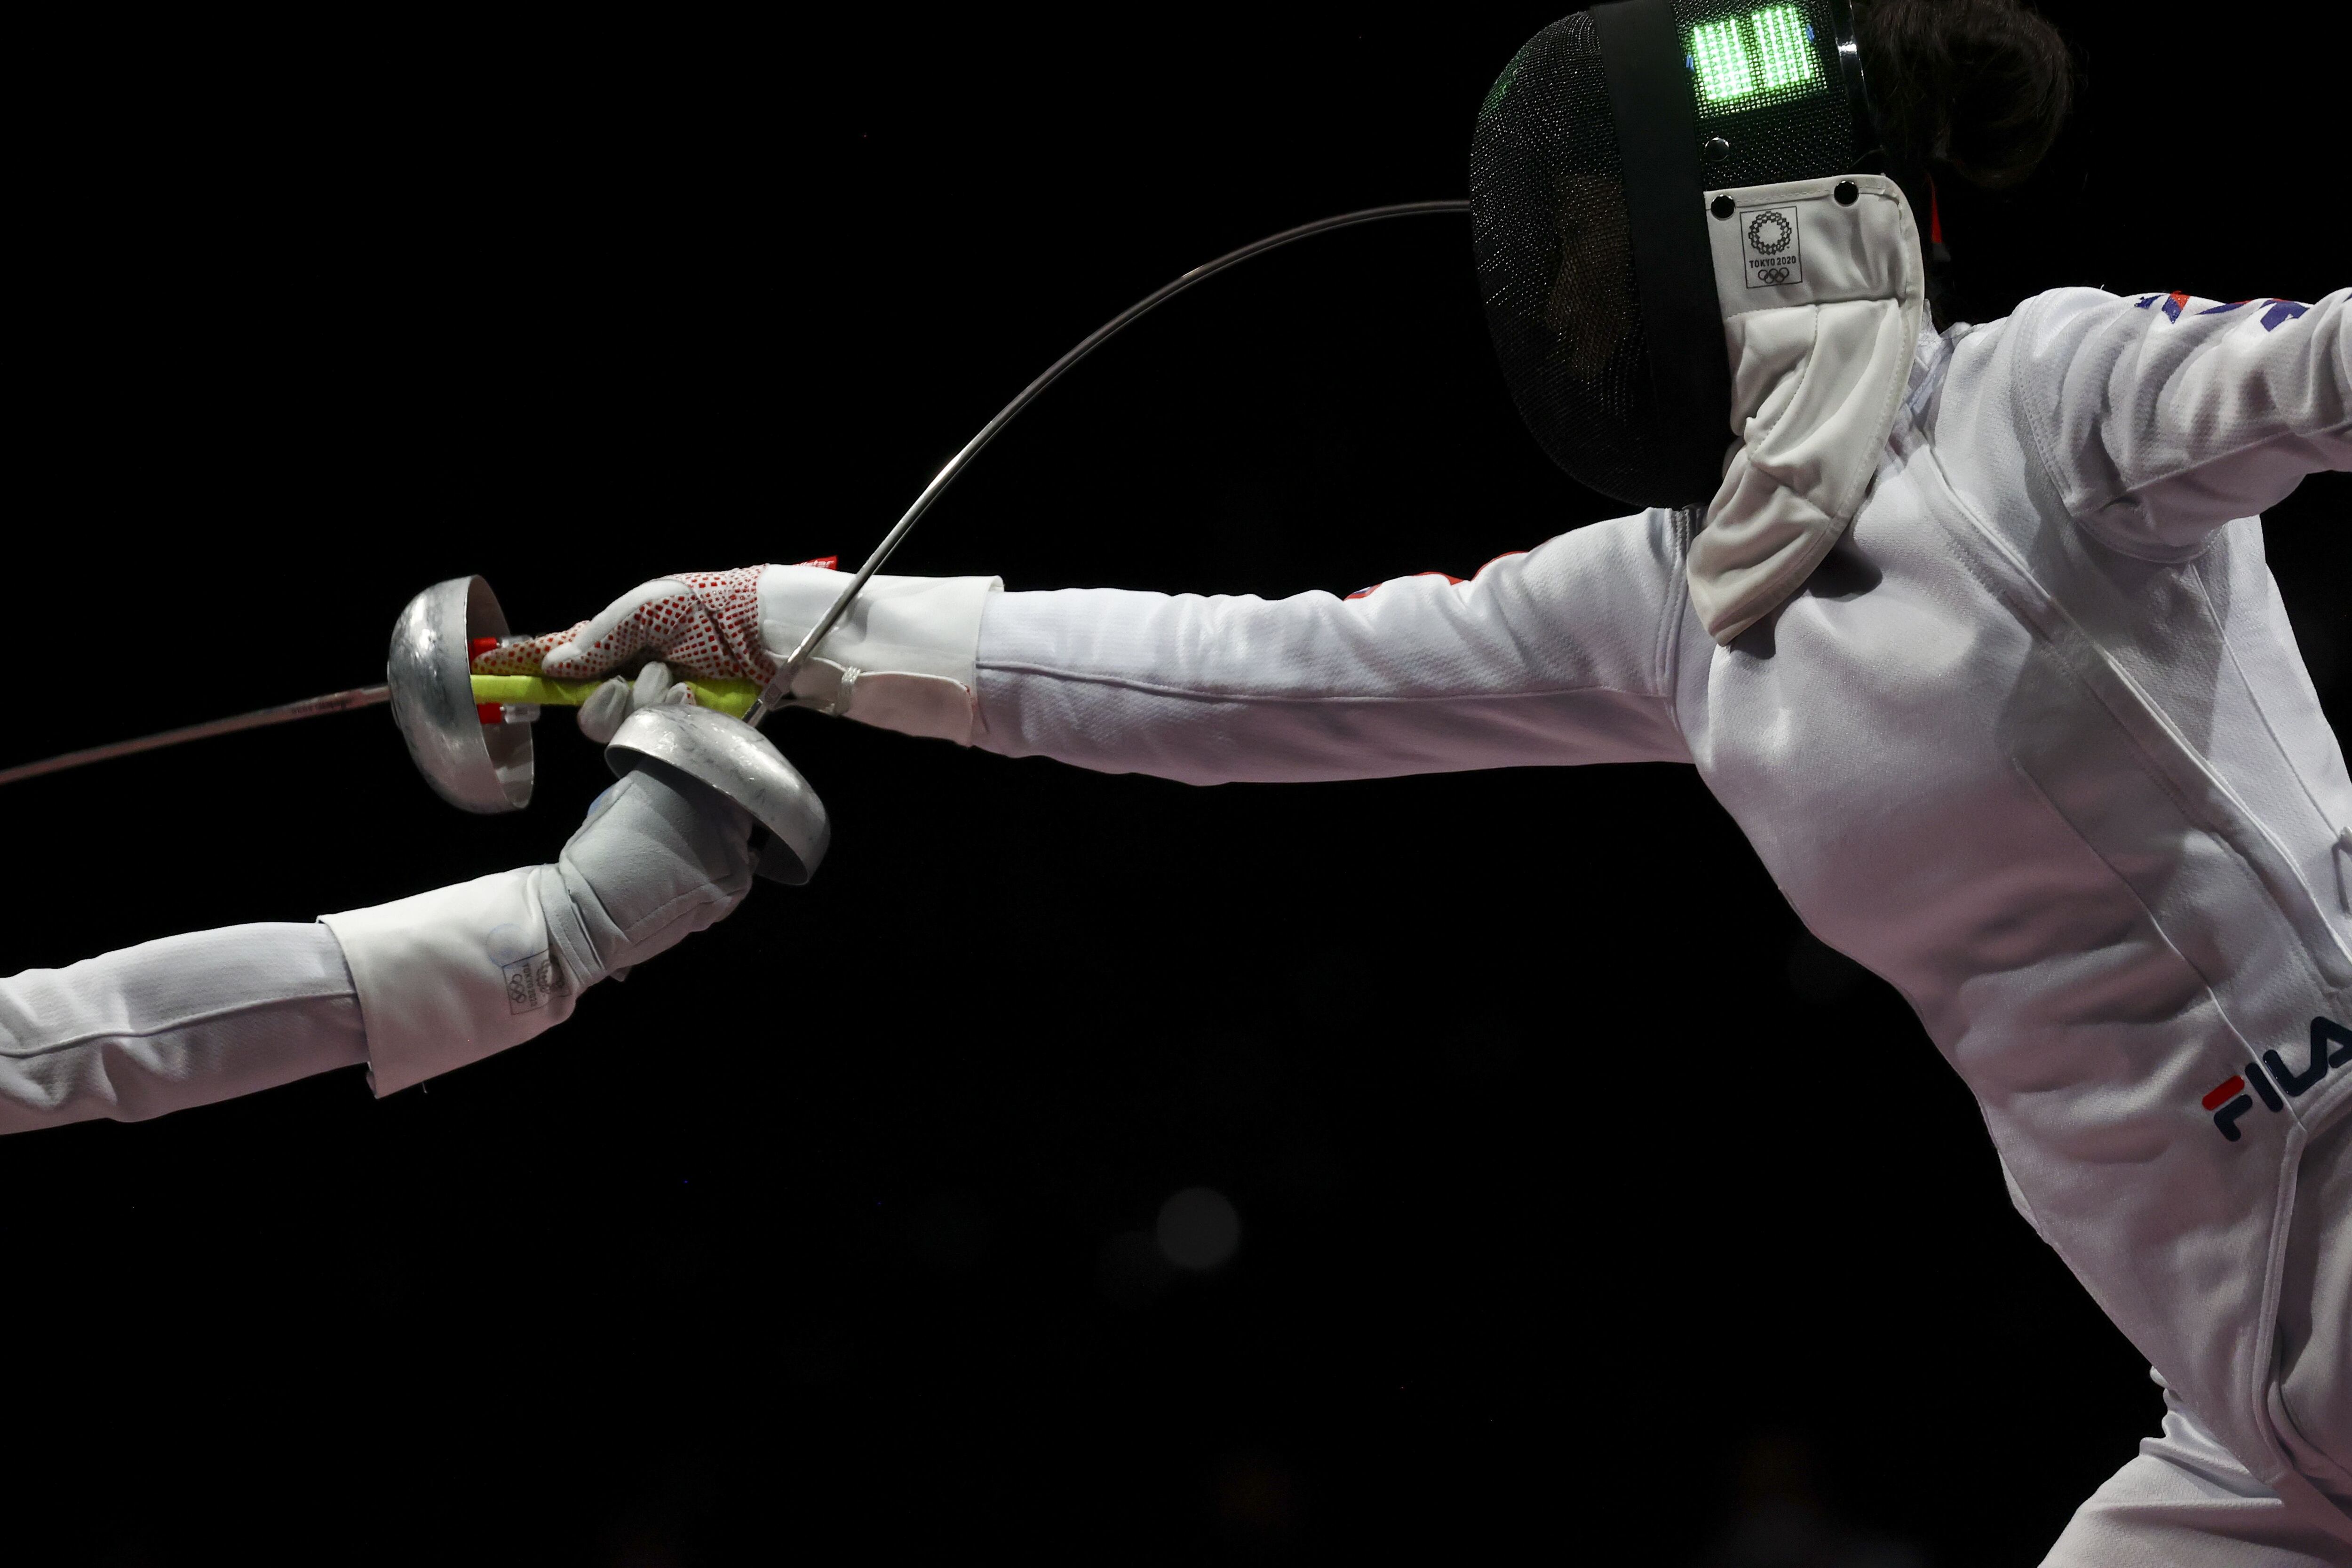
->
[488,557,997,746]
[469,561,841,742]
[475,565,838,684]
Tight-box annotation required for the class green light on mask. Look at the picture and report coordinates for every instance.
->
[1749,5,1818,91]
[1688,6,1822,110]
[1691,17,1755,103]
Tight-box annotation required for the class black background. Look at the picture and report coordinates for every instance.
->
[6,4,2343,1564]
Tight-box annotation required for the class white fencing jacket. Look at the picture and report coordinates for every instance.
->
[972,286,2352,1523]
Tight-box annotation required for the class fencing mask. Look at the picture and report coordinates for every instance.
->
[1472,0,1925,643]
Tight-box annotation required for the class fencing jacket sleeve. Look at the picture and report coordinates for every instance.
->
[2010,286,2350,560]
[972,504,1695,783]
[0,923,368,1134]
[0,867,587,1135]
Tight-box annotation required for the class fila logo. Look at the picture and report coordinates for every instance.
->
[2204,1016,2352,1142]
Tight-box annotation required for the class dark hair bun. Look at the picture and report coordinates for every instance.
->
[1857,0,2073,189]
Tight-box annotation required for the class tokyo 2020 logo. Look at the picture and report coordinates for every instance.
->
[1746,210,1794,255]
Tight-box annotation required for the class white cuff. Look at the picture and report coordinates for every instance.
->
[759,568,1001,744]
[320,865,591,1096]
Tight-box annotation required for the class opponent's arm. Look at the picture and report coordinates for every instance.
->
[0,766,753,1135]
[2006,285,2350,558]
[525,509,1695,786]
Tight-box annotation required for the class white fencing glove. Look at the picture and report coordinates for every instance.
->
[489,563,1002,746]
[553,763,756,979]
[322,765,755,1094]
[573,660,699,745]
[470,568,780,743]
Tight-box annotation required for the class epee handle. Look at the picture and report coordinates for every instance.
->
[469,675,762,719]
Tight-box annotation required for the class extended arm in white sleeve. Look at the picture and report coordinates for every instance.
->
[1,763,754,1136]
[323,766,751,1096]
[973,508,1693,784]
[2008,285,2350,559]
[0,868,590,1136]
[0,923,368,1135]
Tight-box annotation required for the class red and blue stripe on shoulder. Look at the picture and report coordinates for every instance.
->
[2134,290,2309,330]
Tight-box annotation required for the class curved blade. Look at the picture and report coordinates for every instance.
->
[745,199,1472,724]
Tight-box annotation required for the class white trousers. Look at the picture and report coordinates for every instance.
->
[2045,1379,2352,1566]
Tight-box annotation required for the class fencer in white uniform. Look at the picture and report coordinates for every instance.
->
[0,750,756,1135]
[482,2,2348,1552]
[535,275,2350,1560]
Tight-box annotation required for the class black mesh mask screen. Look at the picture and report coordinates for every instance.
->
[1470,1,1863,509]
[1470,14,1666,508]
